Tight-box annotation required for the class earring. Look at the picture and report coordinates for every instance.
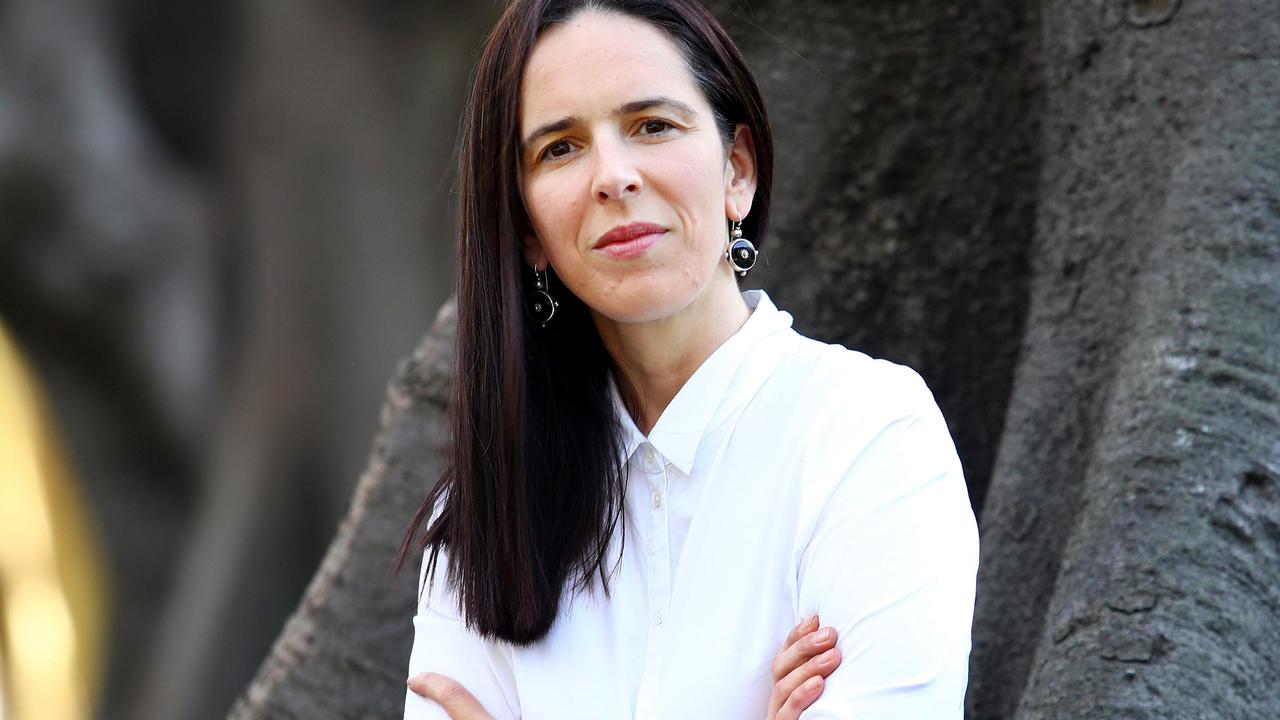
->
[525,265,560,327]
[725,219,757,276]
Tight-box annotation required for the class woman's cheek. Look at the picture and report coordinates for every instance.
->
[654,151,706,193]
[528,180,582,254]
[658,147,725,232]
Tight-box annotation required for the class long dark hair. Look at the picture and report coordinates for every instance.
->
[395,0,774,646]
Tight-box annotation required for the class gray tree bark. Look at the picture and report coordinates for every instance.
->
[229,0,1279,719]
[970,1,1280,717]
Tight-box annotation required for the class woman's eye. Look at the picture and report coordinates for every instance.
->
[639,119,674,135]
[540,140,573,161]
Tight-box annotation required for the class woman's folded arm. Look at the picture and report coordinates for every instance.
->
[795,374,980,719]
[404,548,519,720]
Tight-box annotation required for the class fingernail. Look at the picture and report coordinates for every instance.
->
[813,628,831,643]
[819,648,838,664]
[804,675,822,692]
[407,672,432,692]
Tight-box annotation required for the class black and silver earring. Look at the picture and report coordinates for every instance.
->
[525,266,560,327]
[726,219,757,276]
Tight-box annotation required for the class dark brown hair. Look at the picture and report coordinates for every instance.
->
[395,0,774,645]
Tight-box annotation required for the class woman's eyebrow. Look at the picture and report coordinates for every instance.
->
[616,96,697,119]
[521,96,698,149]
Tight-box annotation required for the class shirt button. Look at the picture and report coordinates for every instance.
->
[652,491,663,509]
[653,611,664,626]
[645,446,657,466]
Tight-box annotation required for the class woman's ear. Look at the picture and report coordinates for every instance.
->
[520,233,548,271]
[724,123,758,221]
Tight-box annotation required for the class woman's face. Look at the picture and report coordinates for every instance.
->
[518,10,756,325]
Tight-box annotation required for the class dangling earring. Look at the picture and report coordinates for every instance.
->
[725,219,757,277]
[525,265,559,327]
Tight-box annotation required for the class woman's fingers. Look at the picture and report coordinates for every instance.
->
[777,644,841,699]
[770,624,838,681]
[773,676,825,720]
[407,673,494,720]
[766,619,841,719]
[767,639,842,718]
[780,614,818,651]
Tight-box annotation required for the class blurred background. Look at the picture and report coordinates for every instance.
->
[0,0,503,717]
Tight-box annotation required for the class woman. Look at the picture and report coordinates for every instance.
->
[399,0,979,717]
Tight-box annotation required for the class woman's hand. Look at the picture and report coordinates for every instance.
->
[407,673,493,720]
[407,618,840,720]
[765,615,842,720]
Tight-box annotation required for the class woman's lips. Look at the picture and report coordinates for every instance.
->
[596,231,664,259]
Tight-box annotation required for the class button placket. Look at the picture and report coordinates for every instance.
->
[635,444,673,717]
[649,452,671,625]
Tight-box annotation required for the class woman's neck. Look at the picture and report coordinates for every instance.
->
[594,275,750,435]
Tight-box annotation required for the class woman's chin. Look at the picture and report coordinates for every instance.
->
[586,290,695,326]
[580,270,727,327]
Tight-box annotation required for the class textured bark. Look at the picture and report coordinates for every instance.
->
[969,1,1280,717]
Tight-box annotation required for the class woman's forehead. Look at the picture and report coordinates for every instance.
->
[520,11,706,129]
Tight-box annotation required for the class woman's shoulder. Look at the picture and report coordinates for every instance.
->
[764,333,967,538]
[769,329,941,427]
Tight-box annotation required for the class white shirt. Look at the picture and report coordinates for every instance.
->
[405,290,979,719]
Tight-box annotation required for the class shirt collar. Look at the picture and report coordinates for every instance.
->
[610,290,794,474]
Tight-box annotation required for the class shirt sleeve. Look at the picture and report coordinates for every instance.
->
[404,545,520,720]
[796,370,979,719]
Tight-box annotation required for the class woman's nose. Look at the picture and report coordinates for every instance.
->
[590,136,642,202]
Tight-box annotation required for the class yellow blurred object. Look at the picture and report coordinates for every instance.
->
[0,321,111,720]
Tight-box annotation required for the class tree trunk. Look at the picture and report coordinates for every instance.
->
[970,1,1280,717]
